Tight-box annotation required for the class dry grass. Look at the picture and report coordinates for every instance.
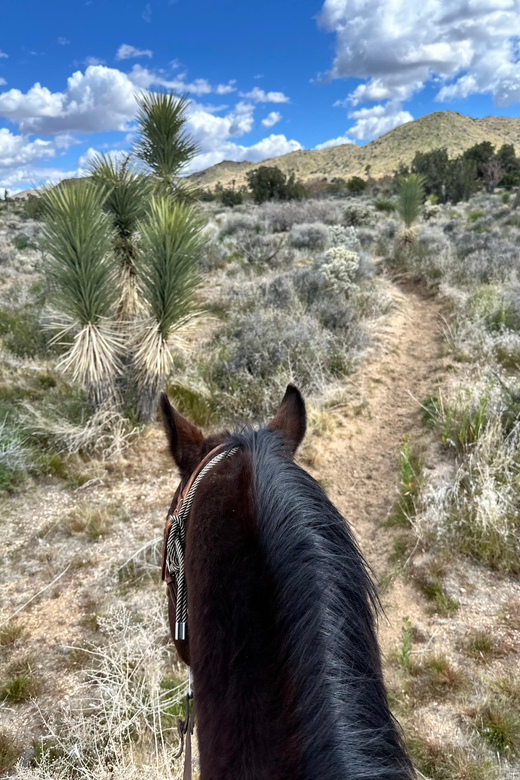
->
[62,502,128,540]
[407,652,467,702]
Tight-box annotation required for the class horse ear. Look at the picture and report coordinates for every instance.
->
[268,384,306,455]
[159,392,205,474]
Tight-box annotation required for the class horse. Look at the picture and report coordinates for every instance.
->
[159,384,414,780]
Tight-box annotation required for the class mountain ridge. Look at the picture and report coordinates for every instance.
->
[188,111,520,189]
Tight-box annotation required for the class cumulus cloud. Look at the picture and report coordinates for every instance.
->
[239,87,290,103]
[188,133,302,173]
[315,134,356,150]
[83,56,106,67]
[0,66,139,134]
[116,44,153,61]
[261,111,282,128]
[317,101,412,145]
[57,37,70,46]
[0,128,55,169]
[346,102,413,140]
[318,0,520,107]
[0,78,6,86]
[0,50,8,59]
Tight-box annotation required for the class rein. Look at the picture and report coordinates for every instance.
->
[161,442,238,776]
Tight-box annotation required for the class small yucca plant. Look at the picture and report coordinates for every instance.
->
[397,173,425,243]
[134,91,198,199]
[133,197,206,420]
[89,154,153,318]
[42,182,121,406]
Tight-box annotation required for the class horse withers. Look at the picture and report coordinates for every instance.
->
[160,384,414,780]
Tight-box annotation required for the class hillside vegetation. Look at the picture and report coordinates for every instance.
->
[189,111,520,189]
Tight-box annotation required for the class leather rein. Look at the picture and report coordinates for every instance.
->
[161,442,238,778]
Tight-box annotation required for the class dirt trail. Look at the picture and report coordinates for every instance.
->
[310,279,446,655]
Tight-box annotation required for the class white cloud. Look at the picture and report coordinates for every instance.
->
[0,66,138,134]
[142,3,152,22]
[346,102,413,140]
[215,81,237,95]
[0,166,77,192]
[316,100,413,146]
[188,133,302,173]
[0,78,6,86]
[315,134,356,150]
[318,0,520,107]
[0,50,8,59]
[261,111,281,128]
[239,87,289,103]
[116,44,153,61]
[0,128,55,169]
[84,56,106,66]
[57,37,70,46]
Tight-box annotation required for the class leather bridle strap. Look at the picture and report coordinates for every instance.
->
[162,443,238,639]
[162,443,238,780]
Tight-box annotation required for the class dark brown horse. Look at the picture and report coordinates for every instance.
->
[160,385,414,780]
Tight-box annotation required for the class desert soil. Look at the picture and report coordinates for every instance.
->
[2,276,520,770]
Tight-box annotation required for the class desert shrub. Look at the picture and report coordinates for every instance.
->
[328,225,361,250]
[11,599,188,779]
[320,247,359,298]
[220,188,243,207]
[205,306,353,417]
[234,230,287,268]
[343,201,374,227]
[347,176,367,193]
[257,199,342,231]
[21,402,141,460]
[20,193,45,220]
[288,222,329,251]
[218,213,258,238]
[246,166,307,204]
[414,376,520,571]
[199,237,230,271]
[422,201,440,221]
[374,197,396,212]
[0,417,29,491]
[13,234,37,251]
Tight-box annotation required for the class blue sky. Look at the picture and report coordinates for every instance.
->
[1,0,520,193]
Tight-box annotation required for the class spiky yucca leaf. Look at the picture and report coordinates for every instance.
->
[41,182,120,404]
[88,153,152,271]
[137,197,205,342]
[134,92,198,192]
[89,154,153,317]
[133,197,206,419]
[397,173,425,229]
[42,181,117,324]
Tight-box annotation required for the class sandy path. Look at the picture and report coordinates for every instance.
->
[309,279,446,655]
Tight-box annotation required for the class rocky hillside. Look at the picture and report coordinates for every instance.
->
[189,111,520,189]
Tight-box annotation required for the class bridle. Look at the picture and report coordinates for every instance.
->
[161,441,239,778]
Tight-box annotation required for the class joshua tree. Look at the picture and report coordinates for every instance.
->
[481,158,505,194]
[43,91,207,421]
[42,182,120,408]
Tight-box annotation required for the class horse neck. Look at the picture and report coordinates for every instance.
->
[185,449,302,779]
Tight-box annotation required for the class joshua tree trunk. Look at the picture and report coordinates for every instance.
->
[136,376,164,422]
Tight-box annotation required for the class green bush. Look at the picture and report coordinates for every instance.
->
[246,166,308,204]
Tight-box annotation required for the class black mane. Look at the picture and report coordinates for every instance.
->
[231,427,414,780]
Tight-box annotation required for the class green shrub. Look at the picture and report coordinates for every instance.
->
[374,197,395,212]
